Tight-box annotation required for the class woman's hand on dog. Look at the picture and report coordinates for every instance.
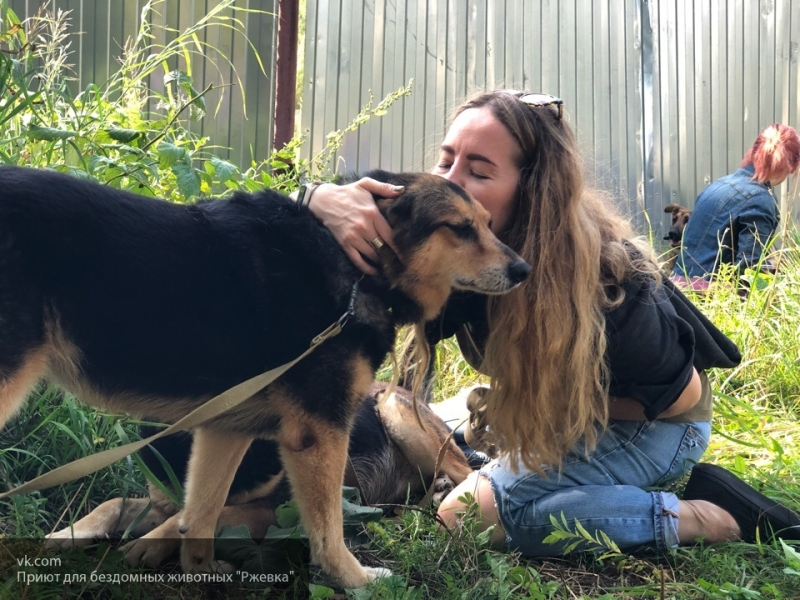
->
[310,178,403,275]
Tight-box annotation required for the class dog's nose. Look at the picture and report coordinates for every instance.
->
[507,260,532,284]
[666,230,681,242]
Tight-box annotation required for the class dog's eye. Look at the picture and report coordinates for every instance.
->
[445,223,477,240]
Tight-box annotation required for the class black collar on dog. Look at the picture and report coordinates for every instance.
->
[336,276,363,330]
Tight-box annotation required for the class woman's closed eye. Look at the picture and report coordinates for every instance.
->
[434,162,490,180]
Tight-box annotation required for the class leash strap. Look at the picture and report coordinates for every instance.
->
[0,285,360,499]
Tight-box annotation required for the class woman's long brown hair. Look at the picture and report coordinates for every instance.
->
[459,92,658,472]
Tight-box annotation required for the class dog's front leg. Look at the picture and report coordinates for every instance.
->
[279,418,391,588]
[46,497,159,550]
[179,427,252,572]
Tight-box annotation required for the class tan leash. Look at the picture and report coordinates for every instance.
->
[0,281,362,499]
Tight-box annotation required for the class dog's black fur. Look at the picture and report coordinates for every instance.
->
[0,166,529,587]
[1,167,390,421]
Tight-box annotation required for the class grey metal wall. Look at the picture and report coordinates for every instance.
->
[9,0,279,166]
[648,0,800,228]
[301,0,800,234]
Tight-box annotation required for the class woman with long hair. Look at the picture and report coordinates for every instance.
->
[300,91,800,555]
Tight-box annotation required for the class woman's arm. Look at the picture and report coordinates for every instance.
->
[302,177,404,275]
[608,367,702,420]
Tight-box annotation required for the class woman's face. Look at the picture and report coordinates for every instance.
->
[432,107,522,233]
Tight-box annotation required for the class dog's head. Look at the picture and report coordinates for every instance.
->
[663,203,691,248]
[365,170,531,320]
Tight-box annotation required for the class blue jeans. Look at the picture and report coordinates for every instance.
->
[480,419,711,556]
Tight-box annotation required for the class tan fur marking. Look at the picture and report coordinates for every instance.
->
[45,497,166,550]
[42,315,83,388]
[349,355,375,412]
[179,428,253,572]
[0,347,50,427]
[214,500,278,539]
[278,407,383,587]
[400,237,459,319]
[377,391,471,484]
[228,471,285,505]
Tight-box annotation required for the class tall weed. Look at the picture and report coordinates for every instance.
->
[0,0,288,198]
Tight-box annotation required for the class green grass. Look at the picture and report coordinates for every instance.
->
[0,387,147,538]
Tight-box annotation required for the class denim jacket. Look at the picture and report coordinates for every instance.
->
[673,163,779,279]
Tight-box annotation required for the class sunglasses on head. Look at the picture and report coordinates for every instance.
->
[501,90,564,120]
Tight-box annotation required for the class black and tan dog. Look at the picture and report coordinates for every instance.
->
[663,202,692,270]
[45,383,473,568]
[0,167,529,587]
[663,202,692,248]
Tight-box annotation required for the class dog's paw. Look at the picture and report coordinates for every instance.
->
[336,566,392,588]
[180,538,214,573]
[44,529,95,551]
[122,537,179,568]
[210,559,235,575]
[364,566,392,583]
[430,474,456,506]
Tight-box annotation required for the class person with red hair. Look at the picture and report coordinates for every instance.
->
[673,124,800,287]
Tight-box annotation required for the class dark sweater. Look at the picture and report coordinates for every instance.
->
[426,275,741,420]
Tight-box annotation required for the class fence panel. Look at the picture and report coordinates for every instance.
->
[301,0,800,234]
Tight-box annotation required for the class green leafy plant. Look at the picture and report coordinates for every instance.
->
[542,512,625,562]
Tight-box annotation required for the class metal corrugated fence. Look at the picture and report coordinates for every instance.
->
[301,0,800,234]
[9,0,279,167]
[10,1,800,232]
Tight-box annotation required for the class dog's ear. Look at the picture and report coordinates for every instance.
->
[338,169,400,186]
[362,169,399,186]
[378,193,414,226]
[664,203,681,214]
[369,171,417,226]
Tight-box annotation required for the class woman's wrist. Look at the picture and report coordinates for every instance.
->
[294,182,322,208]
